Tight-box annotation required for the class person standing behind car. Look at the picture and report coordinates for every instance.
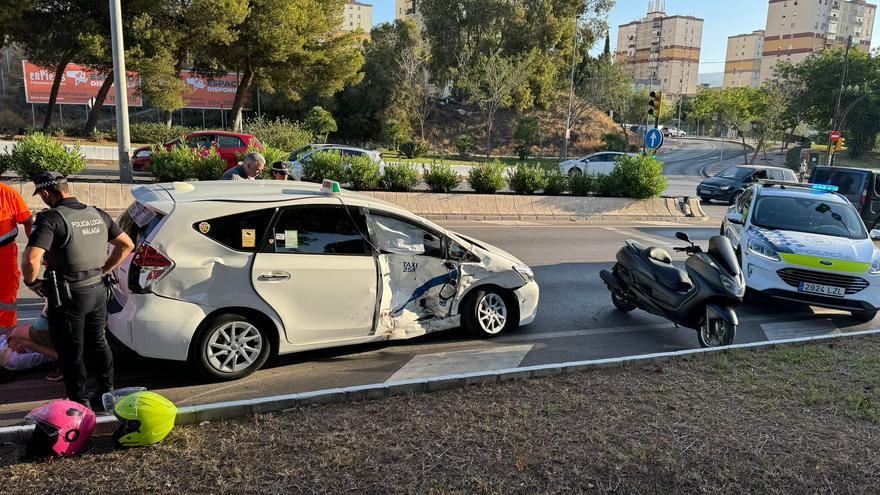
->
[21,171,134,409]
[221,152,265,180]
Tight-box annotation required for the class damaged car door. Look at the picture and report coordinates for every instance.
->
[369,213,462,339]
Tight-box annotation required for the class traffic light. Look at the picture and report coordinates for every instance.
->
[648,91,662,117]
[835,137,846,152]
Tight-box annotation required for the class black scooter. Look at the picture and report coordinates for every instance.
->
[600,232,745,347]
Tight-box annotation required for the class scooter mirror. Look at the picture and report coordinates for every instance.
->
[675,232,691,243]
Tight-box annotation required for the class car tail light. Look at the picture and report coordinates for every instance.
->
[130,243,174,292]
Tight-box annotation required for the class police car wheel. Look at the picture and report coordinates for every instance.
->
[851,311,877,323]
[461,288,519,338]
[195,314,271,381]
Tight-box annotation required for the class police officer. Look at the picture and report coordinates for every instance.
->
[21,172,134,408]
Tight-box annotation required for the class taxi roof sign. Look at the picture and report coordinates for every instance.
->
[321,179,341,195]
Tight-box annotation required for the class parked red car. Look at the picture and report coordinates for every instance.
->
[131,131,263,171]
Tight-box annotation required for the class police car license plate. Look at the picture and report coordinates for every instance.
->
[798,282,845,298]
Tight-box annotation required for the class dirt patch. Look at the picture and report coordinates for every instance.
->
[2,337,880,494]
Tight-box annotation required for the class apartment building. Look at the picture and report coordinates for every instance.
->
[760,0,876,83]
[723,30,765,88]
[339,1,373,37]
[615,1,704,97]
[396,0,420,21]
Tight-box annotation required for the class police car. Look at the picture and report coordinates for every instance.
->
[721,181,880,321]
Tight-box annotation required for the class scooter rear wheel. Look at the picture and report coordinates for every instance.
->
[611,292,637,312]
[698,318,736,348]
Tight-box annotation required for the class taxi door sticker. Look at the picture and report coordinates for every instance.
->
[241,229,256,248]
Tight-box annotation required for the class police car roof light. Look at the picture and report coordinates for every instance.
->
[321,179,341,195]
[810,183,839,192]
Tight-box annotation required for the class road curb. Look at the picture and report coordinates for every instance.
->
[3,327,879,445]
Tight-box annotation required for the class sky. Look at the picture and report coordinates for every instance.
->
[370,0,880,75]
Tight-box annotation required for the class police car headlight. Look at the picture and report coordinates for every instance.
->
[748,239,780,261]
[514,265,534,282]
[871,257,880,275]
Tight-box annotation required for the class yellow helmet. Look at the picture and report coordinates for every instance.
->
[112,391,177,447]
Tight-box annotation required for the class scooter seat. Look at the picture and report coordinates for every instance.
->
[628,241,692,292]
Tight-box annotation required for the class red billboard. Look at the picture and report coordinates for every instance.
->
[179,70,250,110]
[22,61,142,106]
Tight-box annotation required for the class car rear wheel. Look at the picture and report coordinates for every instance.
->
[195,314,271,381]
[461,288,519,338]
[568,167,582,177]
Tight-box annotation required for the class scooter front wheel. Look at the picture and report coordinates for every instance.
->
[698,318,736,348]
[611,292,637,312]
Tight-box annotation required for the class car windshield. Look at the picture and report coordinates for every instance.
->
[718,167,752,180]
[752,196,867,240]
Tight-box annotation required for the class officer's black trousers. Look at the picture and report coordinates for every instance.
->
[47,283,114,405]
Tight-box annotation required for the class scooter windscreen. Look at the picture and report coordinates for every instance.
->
[707,236,740,276]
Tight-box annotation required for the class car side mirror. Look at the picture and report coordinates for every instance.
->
[726,212,745,225]
[871,229,880,241]
[675,232,691,243]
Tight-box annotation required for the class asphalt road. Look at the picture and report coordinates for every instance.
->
[3,138,817,427]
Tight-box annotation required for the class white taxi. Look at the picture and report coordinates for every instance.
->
[721,182,880,321]
[108,180,539,380]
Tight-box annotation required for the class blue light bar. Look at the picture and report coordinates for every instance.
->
[811,183,839,192]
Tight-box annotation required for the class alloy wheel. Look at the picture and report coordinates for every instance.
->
[477,293,508,335]
[206,321,264,374]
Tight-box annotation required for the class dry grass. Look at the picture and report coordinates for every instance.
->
[3,337,880,494]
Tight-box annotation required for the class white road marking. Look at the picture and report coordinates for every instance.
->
[387,344,533,382]
[761,319,840,341]
[602,227,677,250]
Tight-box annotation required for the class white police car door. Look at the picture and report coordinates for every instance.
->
[251,203,379,344]
[368,212,460,339]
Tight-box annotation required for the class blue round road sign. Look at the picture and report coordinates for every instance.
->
[645,128,664,150]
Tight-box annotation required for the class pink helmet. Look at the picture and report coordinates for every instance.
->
[25,400,96,459]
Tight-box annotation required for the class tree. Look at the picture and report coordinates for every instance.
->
[420,0,613,110]
[335,20,419,141]
[394,26,434,141]
[458,51,533,156]
[203,0,364,131]
[8,0,106,130]
[572,58,635,138]
[775,49,880,158]
[306,106,337,143]
[693,87,768,164]
[513,115,540,159]
[600,35,611,62]
[128,0,248,127]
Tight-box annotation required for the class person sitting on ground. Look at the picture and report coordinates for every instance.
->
[221,152,265,180]
[269,162,291,180]
[6,301,61,380]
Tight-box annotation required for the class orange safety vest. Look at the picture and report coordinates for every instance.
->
[0,182,32,330]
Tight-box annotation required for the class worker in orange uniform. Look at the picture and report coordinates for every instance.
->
[0,182,33,335]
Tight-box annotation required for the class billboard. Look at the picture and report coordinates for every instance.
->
[180,70,250,110]
[22,61,142,106]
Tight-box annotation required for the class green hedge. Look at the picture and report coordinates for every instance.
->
[151,146,199,182]
[129,123,192,145]
[243,116,312,151]
[507,164,546,195]
[423,163,462,193]
[467,160,507,194]
[382,163,421,192]
[301,150,346,183]
[601,154,667,199]
[542,169,569,195]
[345,155,382,190]
[2,133,87,179]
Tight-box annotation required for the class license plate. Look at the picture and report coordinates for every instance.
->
[798,282,845,298]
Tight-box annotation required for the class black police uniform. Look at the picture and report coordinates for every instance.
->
[28,194,121,405]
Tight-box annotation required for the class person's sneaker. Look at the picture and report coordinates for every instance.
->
[45,366,63,382]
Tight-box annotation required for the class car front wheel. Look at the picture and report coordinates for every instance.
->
[195,314,271,381]
[568,167,582,177]
[462,288,519,338]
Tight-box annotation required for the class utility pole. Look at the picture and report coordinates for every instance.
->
[827,34,852,167]
[562,16,580,160]
[109,0,133,183]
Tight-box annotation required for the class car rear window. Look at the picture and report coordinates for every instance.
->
[218,135,245,148]
[811,168,868,196]
[194,208,276,252]
[117,202,164,247]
